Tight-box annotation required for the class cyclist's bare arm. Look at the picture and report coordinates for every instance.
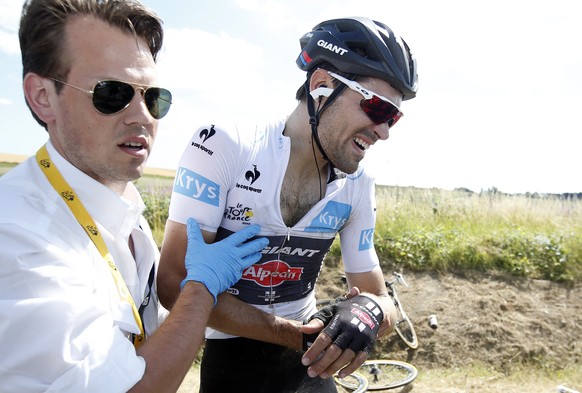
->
[158,223,395,381]
[208,293,303,349]
[204,267,396,353]
[158,220,189,309]
[158,220,303,349]
[129,282,213,393]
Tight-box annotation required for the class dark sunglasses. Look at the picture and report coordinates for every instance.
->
[49,77,172,119]
[328,71,403,127]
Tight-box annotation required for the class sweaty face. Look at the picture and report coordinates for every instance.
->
[317,77,402,174]
[48,16,159,192]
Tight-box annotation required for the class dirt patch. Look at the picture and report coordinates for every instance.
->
[317,262,582,374]
[179,266,581,392]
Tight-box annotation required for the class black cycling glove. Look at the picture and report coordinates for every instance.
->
[302,296,344,350]
[303,295,384,353]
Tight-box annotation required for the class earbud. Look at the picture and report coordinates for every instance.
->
[310,86,333,100]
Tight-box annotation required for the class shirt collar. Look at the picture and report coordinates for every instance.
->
[45,141,144,239]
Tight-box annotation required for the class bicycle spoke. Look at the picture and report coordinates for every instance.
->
[360,360,418,390]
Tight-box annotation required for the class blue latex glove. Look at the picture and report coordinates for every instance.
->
[181,218,268,303]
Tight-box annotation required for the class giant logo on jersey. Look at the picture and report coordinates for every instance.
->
[305,201,352,232]
[173,167,220,206]
[241,260,304,287]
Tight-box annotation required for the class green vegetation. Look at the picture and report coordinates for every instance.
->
[3,161,580,283]
[135,174,173,244]
[366,186,581,284]
[140,181,581,284]
[330,186,582,283]
[0,162,15,177]
[110,179,582,285]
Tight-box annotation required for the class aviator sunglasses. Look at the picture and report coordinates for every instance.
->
[327,71,403,127]
[49,77,172,119]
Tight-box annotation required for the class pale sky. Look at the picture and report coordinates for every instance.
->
[1,0,581,194]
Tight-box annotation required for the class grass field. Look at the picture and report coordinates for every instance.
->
[2,159,580,283]
[368,186,582,283]
[136,172,582,283]
[0,162,18,177]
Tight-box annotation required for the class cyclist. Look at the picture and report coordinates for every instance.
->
[158,16,418,392]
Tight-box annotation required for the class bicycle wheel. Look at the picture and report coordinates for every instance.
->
[359,360,417,390]
[394,302,418,349]
[334,371,369,393]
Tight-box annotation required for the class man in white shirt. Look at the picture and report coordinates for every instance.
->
[0,1,267,392]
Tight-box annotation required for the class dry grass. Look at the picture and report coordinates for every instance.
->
[0,153,28,163]
[176,360,581,393]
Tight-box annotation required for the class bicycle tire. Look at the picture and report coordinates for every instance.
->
[357,359,417,390]
[333,371,369,393]
[393,301,418,349]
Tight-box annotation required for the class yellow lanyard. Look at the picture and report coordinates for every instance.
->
[36,145,145,348]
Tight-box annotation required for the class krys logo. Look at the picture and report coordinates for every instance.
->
[173,167,220,206]
[359,228,374,251]
[191,125,216,156]
[241,260,303,287]
[305,201,351,232]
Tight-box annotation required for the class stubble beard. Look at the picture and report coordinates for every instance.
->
[318,129,361,175]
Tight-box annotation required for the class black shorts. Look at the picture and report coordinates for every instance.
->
[199,337,337,393]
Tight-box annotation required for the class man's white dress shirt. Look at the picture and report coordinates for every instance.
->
[0,142,164,392]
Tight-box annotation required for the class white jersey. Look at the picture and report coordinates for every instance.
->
[168,118,380,337]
